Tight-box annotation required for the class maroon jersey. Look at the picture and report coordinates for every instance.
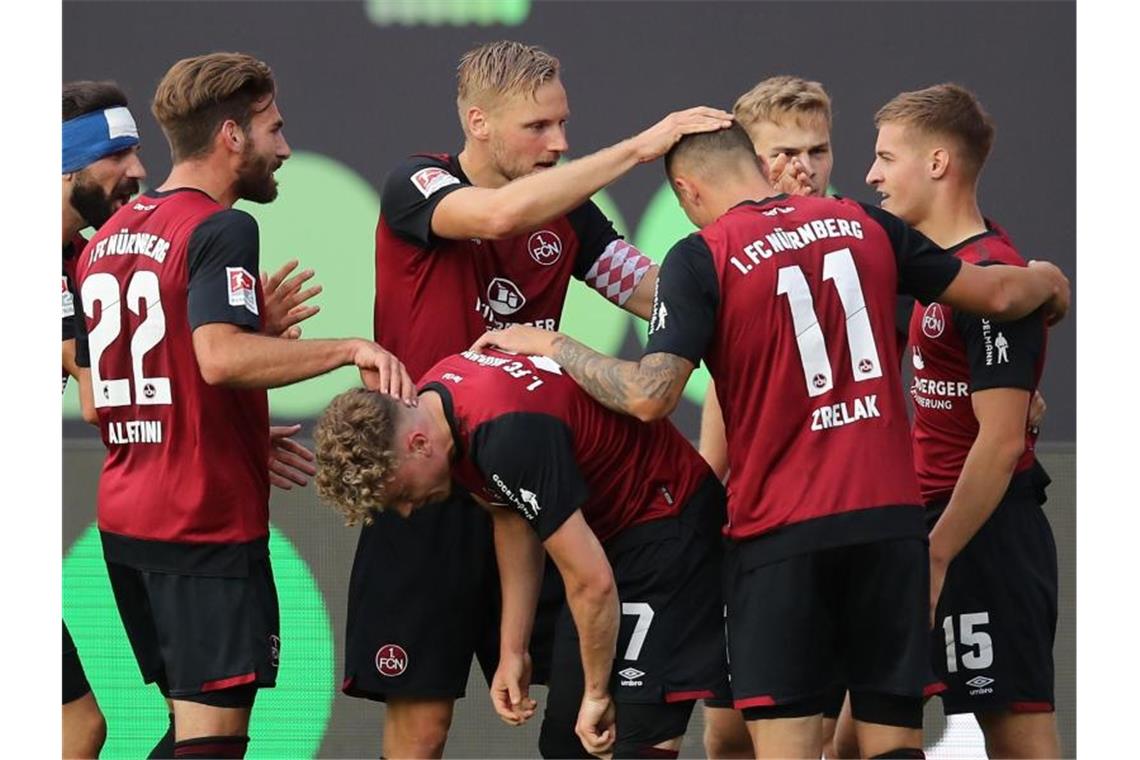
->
[908,224,1046,503]
[646,195,961,556]
[419,349,712,543]
[75,189,270,547]
[374,153,639,379]
[63,235,89,392]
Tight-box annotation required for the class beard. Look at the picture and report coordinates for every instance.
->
[70,174,139,229]
[488,134,534,182]
[234,143,280,203]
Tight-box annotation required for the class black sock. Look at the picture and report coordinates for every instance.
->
[173,735,249,758]
[147,713,175,759]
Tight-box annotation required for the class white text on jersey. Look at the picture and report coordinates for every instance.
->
[88,230,171,266]
[106,420,164,445]
[730,218,864,275]
[810,394,880,431]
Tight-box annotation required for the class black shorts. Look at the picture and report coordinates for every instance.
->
[726,535,931,727]
[104,536,280,700]
[342,492,564,702]
[928,466,1057,715]
[62,620,92,705]
[543,477,730,750]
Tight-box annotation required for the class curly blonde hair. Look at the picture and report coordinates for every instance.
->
[314,388,402,526]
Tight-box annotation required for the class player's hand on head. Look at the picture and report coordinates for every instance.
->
[490,652,537,726]
[769,154,813,196]
[353,341,417,406]
[632,106,734,163]
[261,259,322,338]
[1028,260,1070,325]
[470,325,556,357]
[268,424,317,490]
[575,692,616,756]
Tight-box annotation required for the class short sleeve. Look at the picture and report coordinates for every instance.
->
[470,412,591,541]
[186,209,262,331]
[644,234,720,364]
[954,306,1044,393]
[860,203,962,305]
[567,200,622,280]
[380,155,469,247]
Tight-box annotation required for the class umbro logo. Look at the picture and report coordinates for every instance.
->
[761,206,795,216]
[618,668,644,680]
[965,676,994,689]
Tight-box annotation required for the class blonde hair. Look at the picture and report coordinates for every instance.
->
[314,388,402,527]
[733,75,832,133]
[456,40,560,120]
[152,52,276,162]
[874,83,995,176]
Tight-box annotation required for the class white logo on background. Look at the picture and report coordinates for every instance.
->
[965,676,994,689]
[409,167,460,198]
[618,668,644,680]
[486,277,526,316]
[62,277,74,318]
[226,267,259,315]
[528,230,563,265]
[995,333,1009,364]
[922,303,945,339]
[912,346,925,370]
[520,488,541,515]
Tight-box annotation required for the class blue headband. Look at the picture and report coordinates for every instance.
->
[62,107,139,174]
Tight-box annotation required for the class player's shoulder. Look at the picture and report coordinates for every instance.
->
[955,222,1025,267]
[194,206,259,237]
[385,153,465,195]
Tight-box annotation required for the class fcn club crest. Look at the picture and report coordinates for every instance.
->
[922,303,946,339]
[528,230,563,266]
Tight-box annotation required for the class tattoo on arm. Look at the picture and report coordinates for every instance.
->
[549,336,691,417]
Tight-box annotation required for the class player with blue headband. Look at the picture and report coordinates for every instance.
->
[62,81,145,235]
[61,79,146,760]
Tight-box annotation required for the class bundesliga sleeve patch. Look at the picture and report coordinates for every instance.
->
[62,276,74,318]
[226,266,259,315]
[584,239,653,306]
[410,167,461,199]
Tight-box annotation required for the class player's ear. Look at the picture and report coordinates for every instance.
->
[219,119,245,155]
[466,105,490,141]
[929,147,949,180]
[409,430,430,457]
[673,175,697,206]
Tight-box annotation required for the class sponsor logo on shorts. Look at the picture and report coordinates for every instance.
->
[486,277,526,316]
[528,230,562,266]
[965,675,995,695]
[269,634,281,669]
[618,667,645,687]
[922,303,945,339]
[410,167,460,198]
[375,644,409,677]
[226,266,259,315]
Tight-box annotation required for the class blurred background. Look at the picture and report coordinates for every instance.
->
[63,2,1075,756]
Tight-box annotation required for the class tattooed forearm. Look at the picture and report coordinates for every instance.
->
[549,336,692,420]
